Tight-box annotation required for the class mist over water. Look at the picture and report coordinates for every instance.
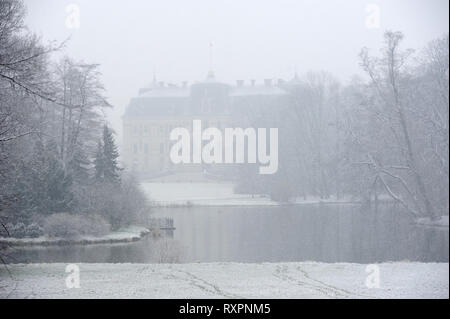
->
[8,204,449,264]
[0,0,448,300]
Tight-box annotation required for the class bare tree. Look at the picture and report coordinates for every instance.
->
[358,31,445,219]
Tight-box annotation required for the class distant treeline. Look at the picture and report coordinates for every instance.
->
[236,31,448,220]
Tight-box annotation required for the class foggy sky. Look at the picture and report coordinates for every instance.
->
[23,0,449,147]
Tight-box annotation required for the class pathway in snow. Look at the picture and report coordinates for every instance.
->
[1,262,448,299]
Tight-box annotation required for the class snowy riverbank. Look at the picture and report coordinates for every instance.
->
[141,182,361,207]
[415,216,449,228]
[142,182,278,206]
[1,262,448,299]
[142,182,449,230]
[0,226,150,247]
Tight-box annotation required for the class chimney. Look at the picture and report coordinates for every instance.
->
[264,79,272,87]
[236,80,244,87]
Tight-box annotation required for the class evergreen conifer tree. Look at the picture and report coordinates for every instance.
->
[98,125,120,183]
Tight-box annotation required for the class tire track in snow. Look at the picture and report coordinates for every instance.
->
[273,265,349,298]
[177,269,243,299]
[166,268,242,298]
[121,266,225,298]
[295,265,376,299]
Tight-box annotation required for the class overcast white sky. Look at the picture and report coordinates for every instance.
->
[23,0,449,146]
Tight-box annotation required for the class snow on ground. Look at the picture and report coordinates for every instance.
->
[0,226,150,247]
[0,262,448,299]
[142,182,279,206]
[290,195,358,205]
[141,182,364,207]
[416,216,449,228]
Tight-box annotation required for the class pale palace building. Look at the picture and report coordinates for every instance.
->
[122,72,296,178]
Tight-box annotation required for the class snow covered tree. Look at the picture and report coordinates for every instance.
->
[102,125,120,183]
[94,140,104,181]
[357,31,440,219]
[94,125,120,183]
[14,140,73,217]
[54,57,111,171]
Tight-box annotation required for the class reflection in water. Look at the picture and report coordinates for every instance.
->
[155,204,449,263]
[6,232,181,264]
[7,204,449,263]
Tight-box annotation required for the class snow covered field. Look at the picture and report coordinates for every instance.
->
[1,262,448,299]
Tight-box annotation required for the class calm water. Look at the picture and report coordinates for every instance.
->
[6,204,449,263]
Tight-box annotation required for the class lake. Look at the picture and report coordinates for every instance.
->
[7,203,449,264]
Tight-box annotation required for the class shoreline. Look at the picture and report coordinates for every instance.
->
[0,226,151,247]
[142,181,397,208]
[149,199,367,208]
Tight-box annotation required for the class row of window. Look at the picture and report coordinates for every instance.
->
[126,120,222,136]
[131,155,172,171]
[127,124,183,136]
[132,143,165,154]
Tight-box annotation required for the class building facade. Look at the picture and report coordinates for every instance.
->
[122,73,292,178]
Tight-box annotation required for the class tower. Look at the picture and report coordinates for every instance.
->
[207,42,215,81]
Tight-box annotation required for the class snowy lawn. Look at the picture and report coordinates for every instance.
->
[0,262,448,299]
